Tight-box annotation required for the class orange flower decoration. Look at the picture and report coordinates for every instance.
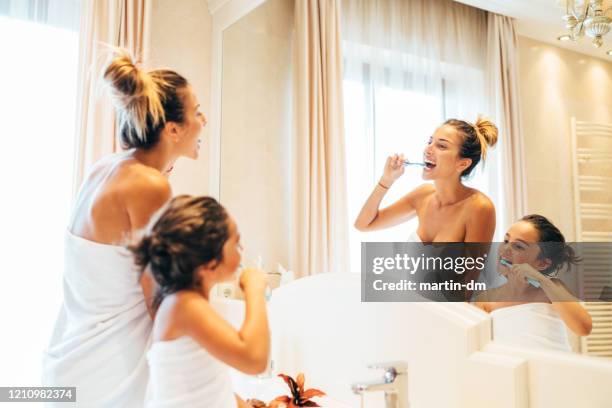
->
[269,373,326,408]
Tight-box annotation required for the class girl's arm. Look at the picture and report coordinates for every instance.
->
[178,269,270,375]
[515,266,592,336]
[541,279,593,336]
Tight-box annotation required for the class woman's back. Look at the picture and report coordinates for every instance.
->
[69,152,170,244]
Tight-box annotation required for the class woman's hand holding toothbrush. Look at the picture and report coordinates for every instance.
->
[380,153,405,188]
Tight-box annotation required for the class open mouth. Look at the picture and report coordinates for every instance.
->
[424,159,436,170]
[499,257,512,267]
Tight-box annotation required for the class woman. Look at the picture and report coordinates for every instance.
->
[42,50,206,406]
[354,118,498,243]
[474,214,592,351]
[130,195,269,408]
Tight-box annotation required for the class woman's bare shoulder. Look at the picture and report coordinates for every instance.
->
[408,183,435,201]
[404,183,435,209]
[110,160,172,231]
[466,189,495,214]
[116,161,171,197]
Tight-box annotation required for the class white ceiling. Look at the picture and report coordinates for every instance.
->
[454,0,612,61]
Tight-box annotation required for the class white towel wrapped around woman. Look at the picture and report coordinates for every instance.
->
[42,231,152,407]
[491,302,571,351]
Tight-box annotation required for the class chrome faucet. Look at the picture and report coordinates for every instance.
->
[351,361,408,408]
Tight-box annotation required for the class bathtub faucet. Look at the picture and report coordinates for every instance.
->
[351,361,408,408]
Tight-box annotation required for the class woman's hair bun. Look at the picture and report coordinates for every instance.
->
[475,117,499,151]
[103,49,165,143]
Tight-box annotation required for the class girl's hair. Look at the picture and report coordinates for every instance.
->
[444,117,499,178]
[521,214,581,276]
[103,49,189,150]
[129,195,230,310]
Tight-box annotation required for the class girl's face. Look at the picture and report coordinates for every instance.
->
[498,221,549,276]
[213,217,243,283]
[174,85,207,160]
[422,125,472,181]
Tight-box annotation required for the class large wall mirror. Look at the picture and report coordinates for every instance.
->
[209,0,612,366]
[218,0,294,272]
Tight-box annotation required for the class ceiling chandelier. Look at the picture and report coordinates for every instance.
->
[559,0,612,53]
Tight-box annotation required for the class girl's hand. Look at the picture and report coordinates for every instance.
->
[239,267,267,295]
[381,154,405,187]
[506,265,530,294]
[510,263,548,288]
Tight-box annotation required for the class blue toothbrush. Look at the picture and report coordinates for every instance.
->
[500,259,541,288]
[403,160,426,167]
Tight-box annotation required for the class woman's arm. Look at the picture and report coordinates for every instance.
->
[354,187,423,232]
[355,154,418,231]
[179,269,270,375]
[127,174,172,319]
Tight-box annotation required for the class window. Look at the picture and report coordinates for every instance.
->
[0,0,80,386]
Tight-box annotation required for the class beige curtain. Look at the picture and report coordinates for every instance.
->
[72,0,150,197]
[487,13,527,233]
[292,0,349,277]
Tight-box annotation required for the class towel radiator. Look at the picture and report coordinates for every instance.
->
[570,118,612,359]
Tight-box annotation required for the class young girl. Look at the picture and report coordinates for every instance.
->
[354,117,498,243]
[474,214,592,351]
[130,195,270,407]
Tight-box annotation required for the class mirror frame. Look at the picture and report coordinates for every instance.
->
[207,0,268,198]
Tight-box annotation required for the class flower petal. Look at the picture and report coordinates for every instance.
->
[301,389,326,399]
[278,374,300,397]
[296,373,305,393]
[299,401,321,407]
[272,395,291,403]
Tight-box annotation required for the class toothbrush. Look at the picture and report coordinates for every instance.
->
[239,261,272,301]
[403,160,426,167]
[500,259,541,288]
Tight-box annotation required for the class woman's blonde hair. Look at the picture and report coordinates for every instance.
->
[444,117,499,177]
[103,49,189,149]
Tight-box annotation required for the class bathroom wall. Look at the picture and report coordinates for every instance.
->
[148,0,213,196]
[517,36,612,240]
[219,0,294,271]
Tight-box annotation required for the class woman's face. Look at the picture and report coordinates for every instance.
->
[175,85,207,160]
[422,125,471,181]
[498,221,547,277]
